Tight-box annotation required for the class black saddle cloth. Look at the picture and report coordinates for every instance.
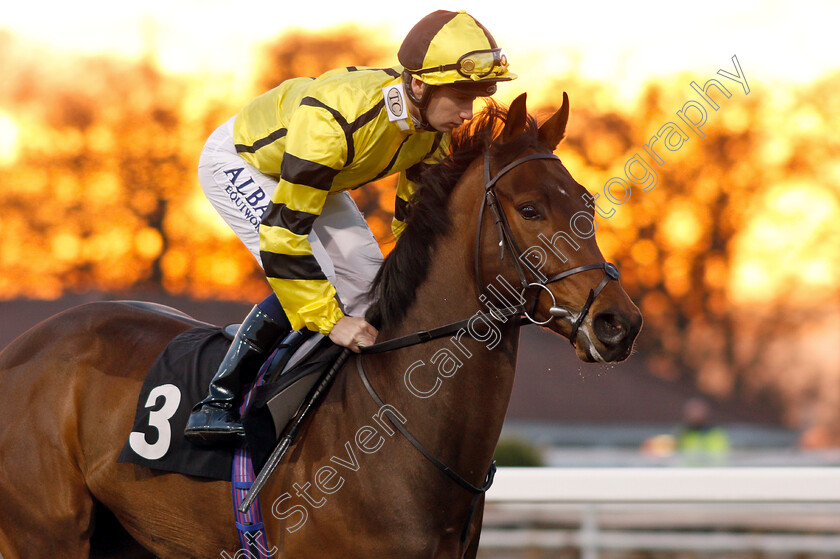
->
[118,326,343,479]
[118,326,234,479]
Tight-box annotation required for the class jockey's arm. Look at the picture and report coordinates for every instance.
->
[259,103,348,337]
[391,171,414,239]
[391,133,450,239]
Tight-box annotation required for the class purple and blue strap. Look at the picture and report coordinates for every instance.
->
[231,352,276,558]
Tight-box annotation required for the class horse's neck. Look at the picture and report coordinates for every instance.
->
[370,231,521,480]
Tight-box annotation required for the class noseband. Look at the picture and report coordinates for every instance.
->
[475,150,620,345]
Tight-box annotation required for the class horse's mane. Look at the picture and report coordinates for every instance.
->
[366,100,541,331]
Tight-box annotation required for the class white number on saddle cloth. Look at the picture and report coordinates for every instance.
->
[128,383,181,460]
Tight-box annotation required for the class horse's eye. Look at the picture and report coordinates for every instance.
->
[518,204,540,220]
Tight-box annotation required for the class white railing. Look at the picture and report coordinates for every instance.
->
[481,468,840,558]
[486,467,840,502]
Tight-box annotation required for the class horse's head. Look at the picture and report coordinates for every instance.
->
[469,93,642,362]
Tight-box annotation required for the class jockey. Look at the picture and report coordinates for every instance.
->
[185,10,516,445]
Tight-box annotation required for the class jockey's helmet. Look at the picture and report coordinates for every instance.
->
[399,10,516,113]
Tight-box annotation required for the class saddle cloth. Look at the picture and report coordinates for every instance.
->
[117,326,342,479]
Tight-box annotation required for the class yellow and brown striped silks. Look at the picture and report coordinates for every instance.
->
[232,65,448,333]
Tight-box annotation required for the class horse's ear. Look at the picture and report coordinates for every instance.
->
[501,93,529,143]
[538,92,570,151]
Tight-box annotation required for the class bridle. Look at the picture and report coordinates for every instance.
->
[475,150,620,344]
[362,149,621,354]
[355,147,622,549]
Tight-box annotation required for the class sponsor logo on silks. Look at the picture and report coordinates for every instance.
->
[215,167,270,231]
[387,88,403,115]
[382,84,409,131]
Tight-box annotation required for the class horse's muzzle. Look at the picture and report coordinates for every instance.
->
[549,305,641,362]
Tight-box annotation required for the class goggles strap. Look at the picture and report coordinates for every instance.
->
[402,72,436,131]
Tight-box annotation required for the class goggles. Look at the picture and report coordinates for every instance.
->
[413,48,510,81]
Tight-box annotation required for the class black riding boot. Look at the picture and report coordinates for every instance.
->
[184,305,288,445]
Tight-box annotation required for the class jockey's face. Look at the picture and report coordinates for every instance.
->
[410,79,476,133]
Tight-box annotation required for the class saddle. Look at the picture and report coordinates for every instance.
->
[118,325,343,479]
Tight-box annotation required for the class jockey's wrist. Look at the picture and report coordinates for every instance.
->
[313,306,344,336]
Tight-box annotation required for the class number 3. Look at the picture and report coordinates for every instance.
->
[129,384,181,460]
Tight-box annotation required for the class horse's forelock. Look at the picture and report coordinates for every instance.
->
[366,100,541,331]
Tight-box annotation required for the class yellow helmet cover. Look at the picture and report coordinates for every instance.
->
[399,10,517,87]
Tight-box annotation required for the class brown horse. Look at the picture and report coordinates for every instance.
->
[0,93,641,558]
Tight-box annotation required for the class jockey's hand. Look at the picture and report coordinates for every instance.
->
[329,316,379,353]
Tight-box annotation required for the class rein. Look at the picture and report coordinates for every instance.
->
[356,357,495,544]
[355,149,621,548]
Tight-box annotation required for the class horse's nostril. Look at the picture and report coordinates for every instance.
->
[593,311,627,345]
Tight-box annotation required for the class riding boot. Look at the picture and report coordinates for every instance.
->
[184,305,289,445]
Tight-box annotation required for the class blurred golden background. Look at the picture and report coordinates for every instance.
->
[0,2,838,441]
